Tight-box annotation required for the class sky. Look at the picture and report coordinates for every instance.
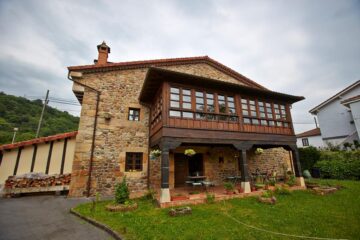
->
[0,0,359,134]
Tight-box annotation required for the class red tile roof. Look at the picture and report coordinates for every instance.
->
[296,128,321,138]
[67,56,266,90]
[0,131,77,151]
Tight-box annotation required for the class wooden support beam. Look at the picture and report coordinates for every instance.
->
[45,141,54,174]
[30,144,38,172]
[60,138,68,174]
[13,147,23,176]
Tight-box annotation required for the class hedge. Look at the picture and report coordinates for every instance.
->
[299,147,321,171]
[314,150,360,180]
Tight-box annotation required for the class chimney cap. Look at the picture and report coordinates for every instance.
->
[97,41,110,53]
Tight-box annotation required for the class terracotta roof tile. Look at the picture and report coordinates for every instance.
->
[67,56,266,90]
[0,131,77,151]
[296,128,321,138]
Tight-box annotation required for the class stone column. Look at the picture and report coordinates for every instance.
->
[291,146,305,187]
[160,148,171,203]
[239,149,251,193]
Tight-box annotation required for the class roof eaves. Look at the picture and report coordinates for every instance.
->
[309,80,360,114]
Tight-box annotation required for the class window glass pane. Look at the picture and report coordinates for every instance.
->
[259,107,265,112]
[274,109,280,114]
[269,121,275,126]
[229,108,236,114]
[241,99,247,104]
[261,120,267,125]
[196,91,203,97]
[196,104,204,111]
[207,114,216,120]
[228,97,234,102]
[228,102,235,108]
[252,119,259,125]
[196,113,206,119]
[276,114,281,119]
[218,95,225,100]
[260,113,266,118]
[207,105,215,112]
[171,94,179,100]
[284,122,289,127]
[183,89,191,95]
[281,110,286,115]
[170,101,179,108]
[250,105,256,111]
[219,103,226,113]
[182,112,193,118]
[280,105,285,110]
[249,100,255,105]
[276,121,283,127]
[169,110,181,117]
[242,110,249,115]
[229,116,238,122]
[183,96,191,102]
[251,111,257,117]
[206,93,214,99]
[196,97,204,104]
[242,104,248,109]
[182,103,192,109]
[266,103,271,107]
[268,114,273,119]
[170,87,179,94]
[258,101,264,106]
[243,118,251,124]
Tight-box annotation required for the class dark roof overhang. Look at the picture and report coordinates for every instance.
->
[139,67,304,104]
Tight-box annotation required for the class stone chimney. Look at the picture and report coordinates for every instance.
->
[95,41,110,65]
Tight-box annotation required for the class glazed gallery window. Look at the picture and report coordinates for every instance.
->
[128,108,140,121]
[125,152,143,171]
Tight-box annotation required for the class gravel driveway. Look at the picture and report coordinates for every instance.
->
[0,195,112,240]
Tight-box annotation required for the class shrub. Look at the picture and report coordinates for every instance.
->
[261,190,274,198]
[275,185,291,195]
[115,177,130,204]
[224,182,235,191]
[206,193,215,204]
[286,174,296,187]
[315,151,360,180]
[299,146,321,171]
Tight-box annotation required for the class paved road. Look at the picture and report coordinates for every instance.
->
[0,195,113,240]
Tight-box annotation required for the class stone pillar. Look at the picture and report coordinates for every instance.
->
[291,146,305,187]
[160,148,171,203]
[239,149,251,193]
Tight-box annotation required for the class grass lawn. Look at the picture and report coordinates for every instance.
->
[73,180,360,240]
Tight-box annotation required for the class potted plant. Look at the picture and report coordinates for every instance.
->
[150,149,161,160]
[224,182,235,195]
[184,149,196,157]
[255,148,264,155]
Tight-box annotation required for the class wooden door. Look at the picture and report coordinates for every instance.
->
[174,154,188,187]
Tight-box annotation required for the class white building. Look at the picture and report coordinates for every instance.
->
[296,128,324,148]
[309,80,360,146]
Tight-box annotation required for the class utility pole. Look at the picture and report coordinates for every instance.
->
[36,90,49,138]
[12,128,18,143]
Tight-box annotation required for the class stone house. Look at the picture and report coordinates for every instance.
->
[67,42,305,203]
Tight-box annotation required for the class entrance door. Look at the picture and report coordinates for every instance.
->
[174,154,188,187]
[174,153,204,187]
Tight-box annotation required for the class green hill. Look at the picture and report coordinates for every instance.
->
[0,92,79,145]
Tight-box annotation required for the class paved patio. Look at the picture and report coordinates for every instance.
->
[0,195,112,240]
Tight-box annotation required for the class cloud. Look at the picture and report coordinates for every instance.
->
[0,0,359,133]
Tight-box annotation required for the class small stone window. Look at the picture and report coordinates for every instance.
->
[125,152,143,172]
[128,108,140,121]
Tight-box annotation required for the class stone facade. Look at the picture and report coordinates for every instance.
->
[69,62,251,197]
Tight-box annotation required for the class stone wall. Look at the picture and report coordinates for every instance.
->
[69,62,249,197]
[247,147,292,177]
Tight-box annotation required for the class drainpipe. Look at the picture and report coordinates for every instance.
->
[68,72,100,197]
